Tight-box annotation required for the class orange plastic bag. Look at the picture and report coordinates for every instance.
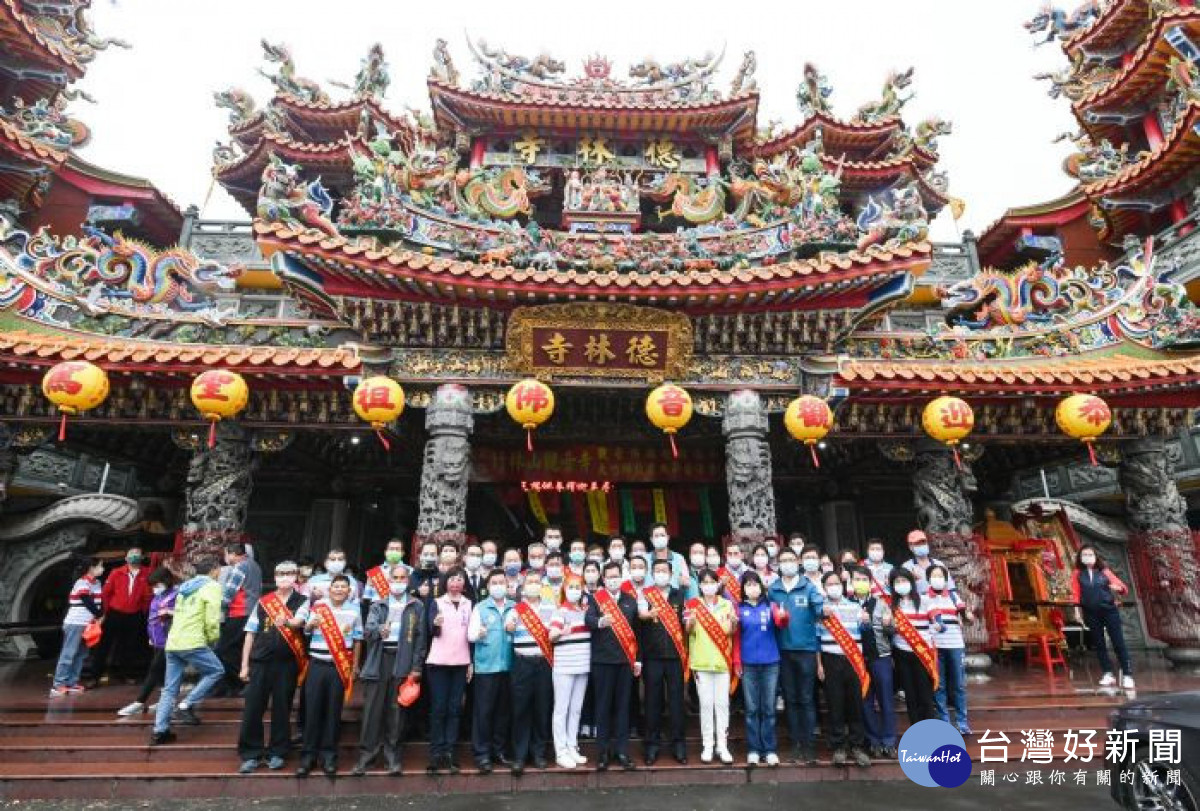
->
[396,674,420,708]
[82,619,102,648]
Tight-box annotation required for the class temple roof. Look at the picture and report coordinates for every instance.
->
[975,189,1094,268]
[1065,0,1153,58]
[0,115,67,201]
[0,0,85,98]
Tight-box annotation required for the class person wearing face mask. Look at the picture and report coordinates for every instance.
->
[863,539,893,598]
[51,557,107,697]
[800,547,824,589]
[212,542,263,697]
[638,558,687,766]
[764,538,780,563]
[888,569,937,724]
[525,541,547,576]
[437,542,461,575]
[504,572,557,775]
[737,570,780,767]
[408,542,441,602]
[750,543,775,585]
[1070,545,1133,689]
[87,546,152,687]
[851,567,897,760]
[502,548,525,600]
[787,533,807,559]
[481,539,501,571]
[540,552,567,605]
[925,564,973,735]
[766,547,824,765]
[461,542,486,602]
[118,568,178,717]
[425,567,473,774]
[362,539,411,610]
[721,542,747,592]
[585,562,642,771]
[607,537,628,578]
[567,540,588,577]
[307,548,362,605]
[466,569,515,774]
[549,574,592,769]
[838,549,861,585]
[647,523,688,592]
[236,561,309,774]
[580,559,603,595]
[542,525,565,556]
[685,569,737,765]
[901,529,955,595]
[629,540,649,564]
[684,542,708,601]
[815,571,872,769]
[352,567,426,776]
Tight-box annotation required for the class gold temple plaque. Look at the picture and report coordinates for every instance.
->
[506,303,692,382]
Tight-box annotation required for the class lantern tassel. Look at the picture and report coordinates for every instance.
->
[58,413,67,442]
[526,427,534,454]
[951,445,963,471]
[809,442,820,469]
[375,428,392,451]
[1086,440,1098,467]
[207,420,217,449]
[668,432,679,459]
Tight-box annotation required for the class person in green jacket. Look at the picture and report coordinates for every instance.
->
[150,556,226,745]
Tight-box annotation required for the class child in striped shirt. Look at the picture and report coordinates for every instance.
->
[926,564,973,735]
[51,557,106,696]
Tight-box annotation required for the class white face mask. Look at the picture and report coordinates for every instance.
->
[706,557,721,569]
[274,576,296,590]
[482,553,497,567]
[653,571,671,588]
[465,555,482,572]
[803,559,820,573]
[584,571,599,586]
[545,535,562,550]
[652,535,669,550]
[390,581,408,597]
[929,577,947,591]
[630,568,647,584]
[701,583,719,597]
[546,565,563,580]
[523,585,541,600]
[565,586,583,603]
[753,555,768,568]
[690,554,706,568]
[488,583,507,600]
[609,548,625,562]
[727,555,743,569]
[1080,554,1096,566]
[779,562,799,578]
[894,581,912,597]
[765,544,778,558]
[826,584,843,600]
[868,549,884,563]
[325,560,346,575]
[605,577,622,592]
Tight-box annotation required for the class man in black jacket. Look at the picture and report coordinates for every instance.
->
[638,558,688,765]
[585,561,641,771]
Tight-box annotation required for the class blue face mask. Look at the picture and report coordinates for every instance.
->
[569,551,586,565]
[912,545,930,558]
[504,563,521,577]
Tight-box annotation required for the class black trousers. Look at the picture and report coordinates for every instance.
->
[592,661,633,757]
[823,654,866,751]
[427,664,468,761]
[358,650,410,767]
[134,647,167,704]
[471,671,511,762]
[301,659,346,763]
[86,610,148,681]
[238,656,300,760]
[894,648,937,723]
[216,616,249,690]
[642,657,685,749]
[510,655,553,764]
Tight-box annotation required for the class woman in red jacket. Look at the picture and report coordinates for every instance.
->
[1070,545,1133,689]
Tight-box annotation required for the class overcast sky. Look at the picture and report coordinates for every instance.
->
[77,0,1080,242]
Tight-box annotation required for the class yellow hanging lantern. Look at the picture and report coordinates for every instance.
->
[506,378,555,452]
[41,361,110,441]
[353,376,405,450]
[190,369,249,448]
[1056,393,1111,467]
[646,383,693,458]
[784,395,834,468]
[921,396,974,469]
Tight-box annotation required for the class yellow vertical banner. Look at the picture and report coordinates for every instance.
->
[528,490,548,525]
[652,488,668,525]
[587,489,610,535]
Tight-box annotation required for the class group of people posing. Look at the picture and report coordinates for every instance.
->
[48,523,1135,779]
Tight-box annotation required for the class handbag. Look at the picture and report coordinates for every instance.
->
[82,619,103,648]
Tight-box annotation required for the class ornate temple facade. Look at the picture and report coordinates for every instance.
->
[0,3,1198,667]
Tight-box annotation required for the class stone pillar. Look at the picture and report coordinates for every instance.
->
[1118,437,1200,672]
[912,441,994,668]
[180,421,255,561]
[0,423,15,508]
[416,384,473,540]
[722,389,777,543]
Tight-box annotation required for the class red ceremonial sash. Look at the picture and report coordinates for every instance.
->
[822,611,871,698]
[366,565,390,601]
[687,598,738,694]
[313,602,355,702]
[644,587,689,681]
[515,601,554,664]
[594,589,639,670]
[893,606,939,691]
[717,568,742,604]
[260,592,308,685]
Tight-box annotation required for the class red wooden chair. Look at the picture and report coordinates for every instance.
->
[1024,609,1068,677]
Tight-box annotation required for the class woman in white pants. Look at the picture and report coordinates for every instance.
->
[550,575,592,769]
[685,569,737,764]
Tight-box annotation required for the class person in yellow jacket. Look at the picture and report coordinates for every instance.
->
[685,568,737,765]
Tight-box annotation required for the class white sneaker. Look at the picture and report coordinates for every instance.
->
[1122,675,1135,689]
[717,748,733,765]
[747,752,760,766]
[178,701,190,711]
[571,747,587,764]
[700,747,713,763]
[765,753,780,767]
[1098,672,1116,687]
[775,697,785,712]
[556,751,577,770]
[117,701,146,717]
[147,702,158,712]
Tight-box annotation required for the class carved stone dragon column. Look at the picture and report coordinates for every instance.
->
[722,389,777,544]
[180,421,255,561]
[416,384,473,540]
[912,440,994,659]
[1119,437,1200,671]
